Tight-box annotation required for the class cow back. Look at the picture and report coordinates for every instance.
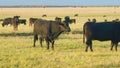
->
[84,22,120,41]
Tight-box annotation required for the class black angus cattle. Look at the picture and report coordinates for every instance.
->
[18,19,26,25]
[2,18,12,26]
[74,14,79,17]
[64,16,76,24]
[83,21,120,52]
[104,19,107,22]
[69,19,76,24]
[0,19,4,22]
[29,18,38,26]
[2,16,20,31]
[33,19,71,50]
[42,14,47,17]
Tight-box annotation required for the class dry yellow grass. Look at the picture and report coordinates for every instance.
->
[0,7,120,68]
[0,7,120,16]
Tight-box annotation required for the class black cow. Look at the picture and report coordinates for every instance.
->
[74,14,79,17]
[2,18,12,26]
[18,19,26,25]
[0,19,4,22]
[64,16,76,24]
[83,21,120,52]
[33,19,71,50]
[69,19,76,24]
[42,14,47,17]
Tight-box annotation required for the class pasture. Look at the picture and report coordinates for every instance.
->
[0,7,120,68]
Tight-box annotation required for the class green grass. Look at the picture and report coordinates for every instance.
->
[0,8,120,68]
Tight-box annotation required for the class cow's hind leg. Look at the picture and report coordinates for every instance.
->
[110,41,114,51]
[45,37,50,49]
[51,41,55,50]
[90,44,93,52]
[115,42,118,51]
[85,39,93,52]
[33,34,38,47]
[39,37,43,47]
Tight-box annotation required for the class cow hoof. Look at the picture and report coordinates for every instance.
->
[85,50,88,52]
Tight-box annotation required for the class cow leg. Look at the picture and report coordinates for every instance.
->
[110,41,114,51]
[85,44,89,52]
[51,41,55,50]
[39,37,43,47]
[45,37,50,49]
[115,43,118,51]
[90,44,93,52]
[85,39,92,52]
[33,34,38,47]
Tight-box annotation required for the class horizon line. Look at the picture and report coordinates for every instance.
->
[0,5,120,8]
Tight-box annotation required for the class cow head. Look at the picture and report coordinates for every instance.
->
[59,22,71,32]
[13,16,20,22]
[64,16,71,26]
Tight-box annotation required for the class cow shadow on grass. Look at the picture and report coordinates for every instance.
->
[0,33,33,37]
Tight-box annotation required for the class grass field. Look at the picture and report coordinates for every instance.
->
[0,7,120,68]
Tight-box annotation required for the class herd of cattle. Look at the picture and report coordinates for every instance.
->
[0,16,76,30]
[1,15,120,52]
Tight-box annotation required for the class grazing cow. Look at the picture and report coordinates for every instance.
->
[33,19,71,50]
[0,19,4,22]
[55,17,62,22]
[104,19,107,22]
[2,16,20,31]
[29,18,38,26]
[114,19,119,22]
[42,14,47,17]
[2,18,12,26]
[92,18,96,23]
[18,19,26,25]
[83,21,120,52]
[69,19,76,24]
[103,15,106,17]
[74,14,79,17]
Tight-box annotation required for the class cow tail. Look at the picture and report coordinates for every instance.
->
[83,24,85,43]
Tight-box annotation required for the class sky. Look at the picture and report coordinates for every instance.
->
[0,0,120,6]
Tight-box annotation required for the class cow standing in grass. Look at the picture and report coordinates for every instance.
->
[18,19,26,25]
[33,19,71,50]
[83,21,120,52]
[2,16,20,31]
